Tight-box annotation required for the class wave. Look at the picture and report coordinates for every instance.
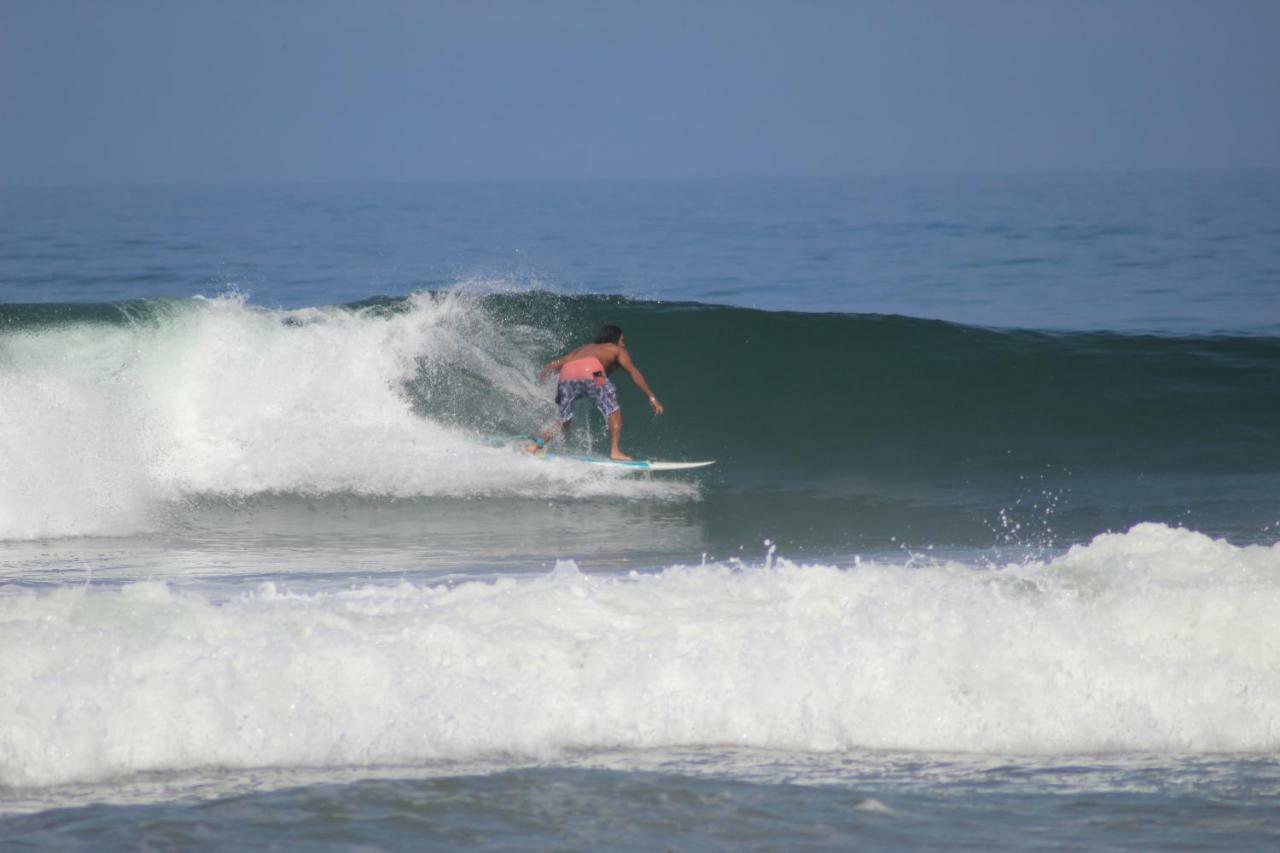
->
[1,290,1277,541]
[3,524,1278,787]
[0,293,690,540]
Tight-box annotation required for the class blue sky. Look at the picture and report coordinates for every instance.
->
[2,0,1278,182]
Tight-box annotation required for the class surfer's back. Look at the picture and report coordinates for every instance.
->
[564,341,623,371]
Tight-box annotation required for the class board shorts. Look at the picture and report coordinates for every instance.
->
[556,378,619,422]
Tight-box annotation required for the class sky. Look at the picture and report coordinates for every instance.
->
[2,0,1278,183]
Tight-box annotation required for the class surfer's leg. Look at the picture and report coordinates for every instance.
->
[586,379,628,459]
[607,409,630,460]
[525,420,558,453]
[527,420,568,453]
[528,381,584,453]
[588,379,629,458]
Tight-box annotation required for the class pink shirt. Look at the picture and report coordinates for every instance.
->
[559,356,606,382]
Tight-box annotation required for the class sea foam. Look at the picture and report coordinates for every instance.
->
[0,293,691,540]
[2,523,1278,787]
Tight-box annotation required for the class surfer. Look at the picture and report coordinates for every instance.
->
[527,324,663,461]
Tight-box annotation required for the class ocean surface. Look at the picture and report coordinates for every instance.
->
[2,174,1279,849]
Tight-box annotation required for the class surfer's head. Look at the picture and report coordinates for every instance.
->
[594,324,624,345]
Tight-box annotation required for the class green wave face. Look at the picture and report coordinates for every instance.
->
[402,291,1279,546]
[465,292,1280,480]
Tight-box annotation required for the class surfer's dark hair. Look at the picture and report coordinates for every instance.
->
[594,324,623,344]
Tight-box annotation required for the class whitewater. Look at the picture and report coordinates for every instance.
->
[5,524,1279,790]
[0,292,691,541]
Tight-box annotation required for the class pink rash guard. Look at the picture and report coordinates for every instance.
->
[559,356,606,383]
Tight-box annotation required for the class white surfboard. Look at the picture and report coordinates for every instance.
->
[482,436,713,472]
[552,454,715,472]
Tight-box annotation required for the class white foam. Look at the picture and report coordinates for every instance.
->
[3,524,1278,787]
[0,293,693,540]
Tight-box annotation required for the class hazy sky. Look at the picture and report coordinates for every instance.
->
[2,0,1278,183]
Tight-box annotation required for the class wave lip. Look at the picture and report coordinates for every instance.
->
[3,524,1278,788]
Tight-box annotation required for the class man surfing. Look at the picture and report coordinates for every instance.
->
[527,324,663,461]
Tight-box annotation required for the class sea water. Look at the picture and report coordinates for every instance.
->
[2,174,1279,849]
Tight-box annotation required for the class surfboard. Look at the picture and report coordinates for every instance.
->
[551,454,715,472]
[480,435,714,471]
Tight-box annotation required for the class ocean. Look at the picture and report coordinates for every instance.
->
[2,173,1279,849]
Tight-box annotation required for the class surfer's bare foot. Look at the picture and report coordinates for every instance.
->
[610,451,632,461]
[525,443,544,455]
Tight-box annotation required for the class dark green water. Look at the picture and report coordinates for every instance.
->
[412,292,1280,550]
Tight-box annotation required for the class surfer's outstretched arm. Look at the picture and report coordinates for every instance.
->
[618,349,663,415]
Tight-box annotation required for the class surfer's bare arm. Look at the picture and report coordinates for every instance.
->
[618,349,664,415]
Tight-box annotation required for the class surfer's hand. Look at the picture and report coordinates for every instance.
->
[649,396,664,416]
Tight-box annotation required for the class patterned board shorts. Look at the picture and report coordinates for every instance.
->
[556,378,620,422]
